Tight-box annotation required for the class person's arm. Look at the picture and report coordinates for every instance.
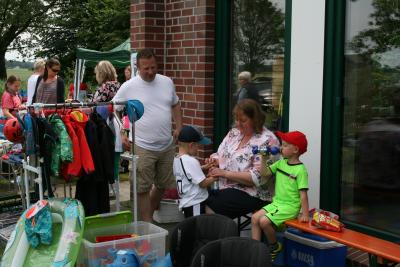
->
[112,82,129,111]
[2,108,14,119]
[112,82,130,150]
[172,102,182,139]
[208,167,254,187]
[259,154,273,178]
[298,190,309,222]
[199,176,218,188]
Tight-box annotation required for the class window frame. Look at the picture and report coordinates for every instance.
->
[214,0,292,150]
[322,0,400,242]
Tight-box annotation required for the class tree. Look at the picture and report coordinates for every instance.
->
[33,0,130,76]
[0,0,62,79]
[349,0,400,121]
[1,0,130,81]
[350,0,400,55]
[232,0,285,74]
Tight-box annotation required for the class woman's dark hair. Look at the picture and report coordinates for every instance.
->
[43,58,61,81]
[136,48,156,65]
[233,99,266,134]
[5,75,21,95]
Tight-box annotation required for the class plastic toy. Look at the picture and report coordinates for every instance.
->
[1,198,85,267]
[106,248,156,267]
[252,145,280,156]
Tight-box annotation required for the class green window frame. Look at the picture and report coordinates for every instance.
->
[322,1,400,242]
[214,0,292,150]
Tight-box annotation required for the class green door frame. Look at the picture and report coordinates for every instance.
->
[214,0,292,149]
[322,0,400,242]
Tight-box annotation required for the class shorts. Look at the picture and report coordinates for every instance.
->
[182,201,207,218]
[207,188,269,219]
[263,202,299,227]
[135,144,175,193]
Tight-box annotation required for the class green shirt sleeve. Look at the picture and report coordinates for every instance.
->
[296,165,309,190]
[269,159,280,174]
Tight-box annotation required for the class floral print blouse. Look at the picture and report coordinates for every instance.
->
[211,127,279,201]
[92,81,120,102]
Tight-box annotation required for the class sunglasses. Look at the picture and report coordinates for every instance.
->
[51,68,60,73]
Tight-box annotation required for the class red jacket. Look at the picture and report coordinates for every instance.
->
[62,115,81,178]
[62,111,95,178]
[70,111,95,175]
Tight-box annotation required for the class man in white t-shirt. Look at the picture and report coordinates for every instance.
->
[27,59,46,105]
[174,125,217,218]
[112,48,182,221]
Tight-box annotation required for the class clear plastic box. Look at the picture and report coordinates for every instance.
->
[76,221,168,267]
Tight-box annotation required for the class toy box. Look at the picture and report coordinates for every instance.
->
[77,220,167,267]
[284,228,347,267]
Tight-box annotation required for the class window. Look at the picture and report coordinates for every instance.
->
[340,0,400,236]
[229,0,286,130]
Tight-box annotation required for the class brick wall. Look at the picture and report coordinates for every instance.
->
[130,0,215,159]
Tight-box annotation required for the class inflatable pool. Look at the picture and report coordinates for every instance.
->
[1,198,85,267]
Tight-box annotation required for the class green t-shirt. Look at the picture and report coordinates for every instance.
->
[269,158,308,209]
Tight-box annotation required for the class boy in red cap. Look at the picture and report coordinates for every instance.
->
[251,131,309,261]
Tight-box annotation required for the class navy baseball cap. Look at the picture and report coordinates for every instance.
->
[178,125,211,145]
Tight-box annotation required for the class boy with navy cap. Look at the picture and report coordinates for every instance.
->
[173,125,218,218]
[251,130,310,261]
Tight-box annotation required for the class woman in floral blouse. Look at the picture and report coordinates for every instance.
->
[206,99,280,218]
[92,60,120,102]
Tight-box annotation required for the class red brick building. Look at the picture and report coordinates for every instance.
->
[130,0,216,158]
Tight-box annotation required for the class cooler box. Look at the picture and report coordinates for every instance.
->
[273,231,286,266]
[77,212,168,267]
[284,228,347,267]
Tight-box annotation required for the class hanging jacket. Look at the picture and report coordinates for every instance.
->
[48,114,73,177]
[33,117,57,198]
[62,115,81,178]
[69,111,95,175]
[23,113,36,156]
[91,112,115,183]
[76,111,115,216]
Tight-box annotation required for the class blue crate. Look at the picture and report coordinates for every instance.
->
[284,228,347,267]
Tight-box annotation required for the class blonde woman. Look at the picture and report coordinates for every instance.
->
[92,60,120,102]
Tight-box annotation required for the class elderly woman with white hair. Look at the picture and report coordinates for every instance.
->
[237,71,258,103]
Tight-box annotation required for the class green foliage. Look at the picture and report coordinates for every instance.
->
[232,0,285,74]
[0,0,63,79]
[348,0,400,119]
[33,0,130,82]
[1,0,130,82]
[350,0,400,54]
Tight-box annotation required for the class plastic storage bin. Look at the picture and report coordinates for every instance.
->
[77,221,168,267]
[284,228,347,267]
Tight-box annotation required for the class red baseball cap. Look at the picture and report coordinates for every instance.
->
[275,131,308,154]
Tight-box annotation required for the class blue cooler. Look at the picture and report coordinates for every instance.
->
[284,228,347,267]
[273,231,286,266]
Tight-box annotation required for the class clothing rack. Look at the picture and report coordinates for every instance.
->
[23,100,139,221]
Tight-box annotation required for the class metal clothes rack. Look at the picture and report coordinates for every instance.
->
[23,100,139,222]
